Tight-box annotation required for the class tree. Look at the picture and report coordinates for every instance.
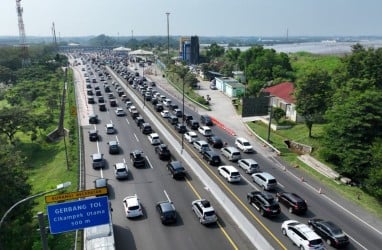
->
[295,68,332,137]
[272,107,286,124]
[364,139,382,200]
[206,43,225,60]
[0,106,32,143]
[0,65,15,83]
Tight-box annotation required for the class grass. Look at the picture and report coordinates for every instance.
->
[247,121,382,218]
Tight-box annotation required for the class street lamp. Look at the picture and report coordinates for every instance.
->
[267,96,274,142]
[0,181,71,229]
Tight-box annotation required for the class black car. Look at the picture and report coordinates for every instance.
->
[169,103,179,111]
[129,150,146,167]
[167,115,178,125]
[187,119,199,130]
[183,114,193,122]
[88,130,98,141]
[308,219,349,248]
[88,96,95,104]
[155,103,164,112]
[247,191,281,217]
[140,123,153,134]
[201,150,221,166]
[276,192,307,214]
[207,136,224,148]
[98,96,105,103]
[131,110,140,120]
[135,116,145,127]
[151,98,159,106]
[108,140,120,154]
[110,99,117,107]
[156,201,177,225]
[155,144,171,161]
[167,161,186,179]
[99,103,106,111]
[200,115,213,126]
[88,114,98,124]
[174,123,187,134]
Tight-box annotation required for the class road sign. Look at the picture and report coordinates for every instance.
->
[47,196,110,234]
[45,188,108,203]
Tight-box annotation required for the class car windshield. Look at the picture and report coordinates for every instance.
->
[204,211,215,217]
[116,168,126,173]
[231,172,240,177]
[243,142,251,146]
[129,205,140,211]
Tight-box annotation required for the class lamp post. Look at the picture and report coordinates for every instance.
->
[181,75,185,153]
[0,181,71,232]
[267,96,273,142]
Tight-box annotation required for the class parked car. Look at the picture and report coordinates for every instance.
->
[123,195,143,218]
[156,201,177,225]
[218,165,241,183]
[91,153,105,169]
[238,159,259,174]
[276,192,307,214]
[114,162,129,180]
[247,191,281,217]
[184,131,198,143]
[191,199,218,225]
[235,137,254,153]
[88,130,98,141]
[107,140,120,154]
[200,115,213,126]
[167,161,186,179]
[155,144,171,161]
[207,136,223,148]
[130,150,146,167]
[281,220,324,250]
[308,219,349,248]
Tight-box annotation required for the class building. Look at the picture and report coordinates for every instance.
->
[263,82,303,122]
[215,77,245,98]
[179,36,199,64]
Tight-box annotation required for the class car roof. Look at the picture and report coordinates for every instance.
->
[92,153,103,159]
[159,201,175,212]
[281,192,304,201]
[106,123,114,127]
[115,162,127,169]
[94,178,107,187]
[150,133,159,137]
[169,161,184,169]
[124,195,139,206]
[255,172,275,179]
[187,131,197,136]
[240,158,258,164]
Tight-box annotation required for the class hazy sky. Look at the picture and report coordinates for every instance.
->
[1,0,381,37]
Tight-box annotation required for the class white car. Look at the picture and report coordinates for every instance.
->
[184,131,198,143]
[105,123,115,134]
[163,98,172,107]
[128,105,137,113]
[281,220,324,250]
[123,195,143,218]
[217,165,241,183]
[114,162,129,180]
[125,101,133,108]
[161,110,170,118]
[191,199,218,225]
[115,107,126,116]
[148,133,161,145]
[235,137,254,153]
[198,126,213,137]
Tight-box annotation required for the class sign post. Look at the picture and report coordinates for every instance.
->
[47,196,110,234]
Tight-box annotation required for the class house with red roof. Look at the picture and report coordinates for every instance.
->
[263,82,303,122]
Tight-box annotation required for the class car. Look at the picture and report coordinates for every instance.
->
[235,137,254,153]
[115,107,126,116]
[281,220,324,250]
[169,103,179,111]
[88,129,98,141]
[155,103,164,112]
[99,103,106,111]
[125,101,133,108]
[198,126,213,137]
[121,95,129,102]
[94,178,109,196]
[175,123,187,133]
[191,199,218,225]
[110,99,117,107]
[155,144,171,161]
[140,123,152,134]
[308,219,349,248]
[156,201,177,225]
[193,140,210,153]
[98,96,105,103]
[238,159,259,174]
[91,153,105,169]
[161,110,170,118]
[247,191,281,217]
[123,195,143,218]
[202,150,221,166]
[87,89,94,96]
[207,136,223,148]
[183,114,193,122]
[184,131,198,143]
[114,162,129,180]
[221,146,241,161]
[105,123,115,134]
[148,133,161,145]
[107,93,115,99]
[218,165,241,183]
[167,115,178,125]
[95,90,102,96]
[167,161,186,179]
[88,114,98,124]
[128,105,137,113]
[172,108,183,118]
[135,116,145,127]
[187,119,199,130]
[107,140,120,154]
[129,150,146,167]
[200,115,213,126]
[276,192,307,214]
[131,110,140,119]
[163,98,172,107]
[252,172,277,191]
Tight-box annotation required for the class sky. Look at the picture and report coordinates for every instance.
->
[1,0,382,37]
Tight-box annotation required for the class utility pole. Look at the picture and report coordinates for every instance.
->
[16,0,30,66]
[166,12,170,61]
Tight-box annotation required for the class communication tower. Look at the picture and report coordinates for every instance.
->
[16,0,30,66]
[52,22,58,48]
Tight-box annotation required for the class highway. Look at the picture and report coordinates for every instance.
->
[73,52,382,250]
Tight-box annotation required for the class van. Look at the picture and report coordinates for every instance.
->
[193,140,210,153]
[251,172,277,191]
[202,150,221,166]
[218,165,241,183]
[221,147,241,161]
[167,115,178,125]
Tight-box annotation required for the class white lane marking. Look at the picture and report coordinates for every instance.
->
[125,118,129,124]
[123,158,126,164]
[164,190,171,202]
[277,181,285,188]
[134,133,139,142]
[240,175,259,190]
[145,156,153,169]
[115,135,119,143]
[345,233,368,250]
[100,168,104,178]
[96,139,100,153]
